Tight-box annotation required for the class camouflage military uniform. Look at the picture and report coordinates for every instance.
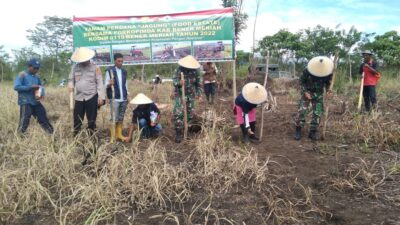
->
[295,69,332,131]
[173,66,202,130]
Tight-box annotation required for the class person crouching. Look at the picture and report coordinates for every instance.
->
[234,82,267,143]
[125,93,162,142]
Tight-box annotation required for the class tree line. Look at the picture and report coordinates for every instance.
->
[256,25,400,75]
[1,8,399,83]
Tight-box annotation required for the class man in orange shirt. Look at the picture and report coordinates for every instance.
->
[359,50,380,112]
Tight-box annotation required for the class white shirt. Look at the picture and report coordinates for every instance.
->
[104,67,128,102]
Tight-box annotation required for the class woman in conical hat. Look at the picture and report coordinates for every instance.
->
[294,56,334,141]
[125,93,162,141]
[234,82,267,143]
[172,55,202,143]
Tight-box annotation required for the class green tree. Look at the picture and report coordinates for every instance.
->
[27,16,73,82]
[368,31,400,66]
[299,25,341,58]
[257,25,371,77]
[0,45,12,82]
[258,25,369,61]
[258,29,302,59]
[236,50,251,66]
[27,16,72,59]
[334,25,363,81]
[222,0,248,43]
[12,47,40,74]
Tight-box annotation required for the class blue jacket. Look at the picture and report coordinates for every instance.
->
[14,71,42,106]
[235,93,257,113]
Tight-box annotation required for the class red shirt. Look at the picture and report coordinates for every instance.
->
[360,60,380,86]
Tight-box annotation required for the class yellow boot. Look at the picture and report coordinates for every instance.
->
[110,124,116,143]
[116,122,128,141]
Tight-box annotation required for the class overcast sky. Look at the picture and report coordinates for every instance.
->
[1,0,399,55]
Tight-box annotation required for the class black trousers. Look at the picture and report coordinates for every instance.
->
[204,83,216,101]
[18,103,54,134]
[363,85,377,111]
[73,94,98,136]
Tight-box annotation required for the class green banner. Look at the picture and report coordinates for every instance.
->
[73,8,234,65]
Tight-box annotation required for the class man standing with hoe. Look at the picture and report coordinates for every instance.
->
[359,50,380,112]
[173,55,202,143]
[104,53,129,142]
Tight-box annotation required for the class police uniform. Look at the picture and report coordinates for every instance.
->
[68,47,106,136]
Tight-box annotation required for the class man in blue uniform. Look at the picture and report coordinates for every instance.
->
[14,58,53,134]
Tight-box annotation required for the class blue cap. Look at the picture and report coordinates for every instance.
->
[28,58,40,68]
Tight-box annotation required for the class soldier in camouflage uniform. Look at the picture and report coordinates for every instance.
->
[294,56,333,141]
[173,55,202,143]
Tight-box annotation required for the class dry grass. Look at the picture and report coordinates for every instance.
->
[318,76,400,207]
[322,156,400,208]
[329,158,387,198]
[2,72,400,224]
[327,105,400,153]
[0,82,329,224]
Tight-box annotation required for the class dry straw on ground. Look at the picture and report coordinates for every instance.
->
[1,74,399,224]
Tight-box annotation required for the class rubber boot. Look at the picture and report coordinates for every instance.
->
[116,122,128,141]
[294,126,302,141]
[210,95,214,105]
[175,129,183,143]
[249,122,259,141]
[110,124,116,143]
[308,129,318,141]
[240,124,250,143]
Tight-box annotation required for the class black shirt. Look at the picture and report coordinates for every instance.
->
[154,77,162,84]
[131,103,160,125]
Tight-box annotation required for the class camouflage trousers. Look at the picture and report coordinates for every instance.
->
[295,93,324,131]
[173,95,195,130]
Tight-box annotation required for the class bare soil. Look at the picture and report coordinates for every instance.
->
[119,91,399,225]
[11,86,400,225]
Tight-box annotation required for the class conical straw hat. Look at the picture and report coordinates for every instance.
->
[71,47,95,63]
[242,82,267,104]
[307,56,334,77]
[178,55,200,69]
[129,93,153,105]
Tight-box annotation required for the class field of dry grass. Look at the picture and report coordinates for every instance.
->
[1,74,399,224]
